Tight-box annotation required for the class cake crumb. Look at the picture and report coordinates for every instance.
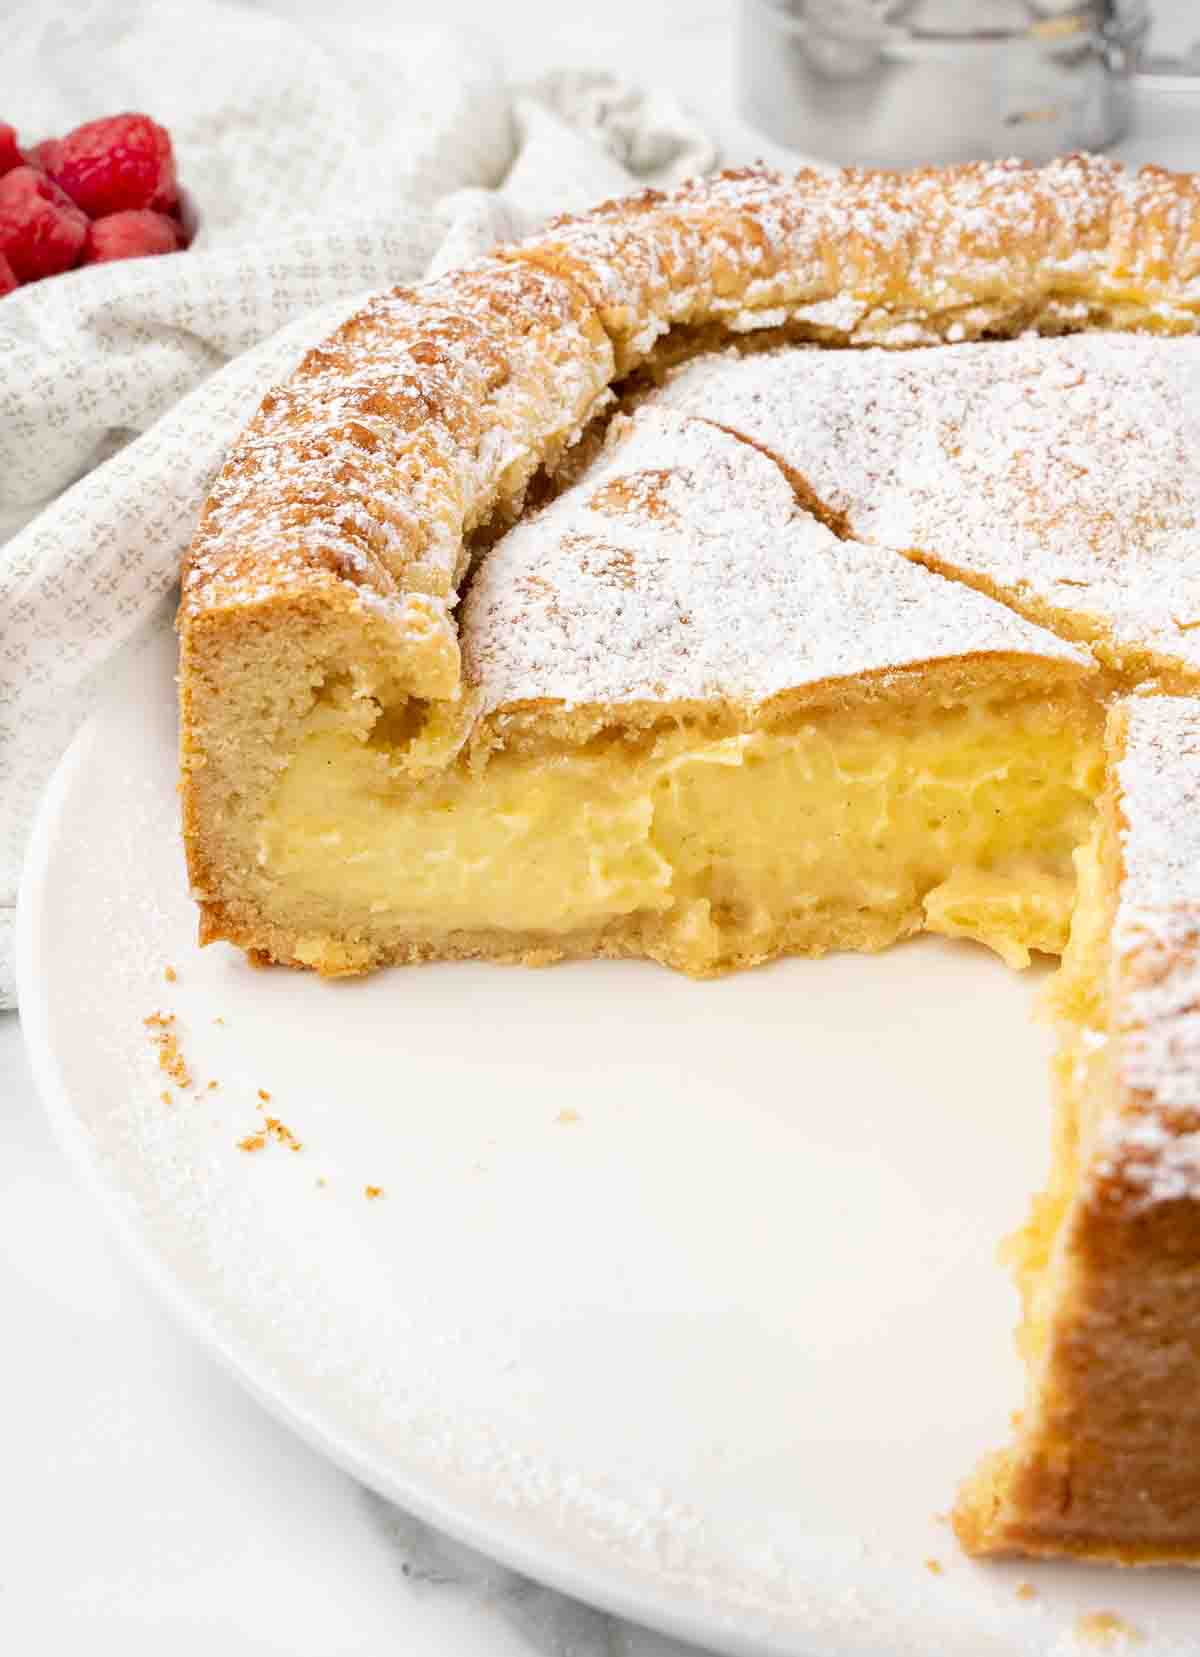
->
[924,1557,943,1576]
[238,1133,267,1153]
[160,1090,172,1105]
[213,1016,225,1026]
[258,1088,271,1102]
[556,1108,581,1125]
[1015,1581,1037,1601]
[264,1116,302,1152]
[1074,1612,1144,1646]
[207,1080,218,1090]
[164,965,177,983]
[365,1185,384,1200]
[145,1011,192,1089]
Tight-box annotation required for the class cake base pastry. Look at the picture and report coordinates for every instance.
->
[957,698,1200,1562]
[178,155,1200,1564]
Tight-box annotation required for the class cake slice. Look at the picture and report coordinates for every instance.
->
[210,404,1102,978]
[956,696,1200,1561]
[177,160,1200,1566]
[183,157,1200,982]
[657,334,1200,691]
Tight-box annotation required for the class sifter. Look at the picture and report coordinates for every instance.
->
[738,1,1200,165]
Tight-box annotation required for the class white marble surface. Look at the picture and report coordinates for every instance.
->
[4,2,1200,1653]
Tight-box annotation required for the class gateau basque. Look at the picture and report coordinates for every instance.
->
[178,156,1200,1565]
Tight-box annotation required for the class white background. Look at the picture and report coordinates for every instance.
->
[4,2,1199,1653]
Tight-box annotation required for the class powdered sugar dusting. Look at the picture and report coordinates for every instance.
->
[462,407,1089,713]
[1095,699,1200,1206]
[182,258,614,617]
[1119,701,1200,917]
[182,157,1200,657]
[660,335,1200,680]
[518,156,1200,366]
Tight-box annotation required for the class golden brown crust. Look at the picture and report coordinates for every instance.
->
[955,700,1200,1563]
[183,257,614,614]
[957,1199,1200,1562]
[510,156,1200,371]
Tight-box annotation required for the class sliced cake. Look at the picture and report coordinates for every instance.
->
[207,406,1103,977]
[177,158,1200,1566]
[957,696,1200,1560]
[658,334,1200,692]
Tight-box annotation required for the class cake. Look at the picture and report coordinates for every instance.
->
[178,155,1200,1563]
[255,403,1101,975]
[957,697,1200,1561]
[658,333,1200,690]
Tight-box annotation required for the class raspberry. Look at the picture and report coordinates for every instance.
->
[0,123,22,178]
[26,137,64,175]
[49,113,176,218]
[84,209,183,264]
[0,251,16,296]
[0,166,87,282]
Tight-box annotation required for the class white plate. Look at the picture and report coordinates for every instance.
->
[18,621,1200,1657]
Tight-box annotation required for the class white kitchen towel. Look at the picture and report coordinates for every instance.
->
[0,0,716,1008]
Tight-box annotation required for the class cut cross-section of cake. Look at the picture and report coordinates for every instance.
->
[658,335,1200,691]
[957,696,1200,1561]
[214,406,1103,977]
[177,157,1200,1567]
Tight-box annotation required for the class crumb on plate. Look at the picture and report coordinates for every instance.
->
[144,1010,192,1088]
[1074,1611,1144,1646]
[264,1116,302,1152]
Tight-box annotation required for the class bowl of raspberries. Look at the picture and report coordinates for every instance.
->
[0,112,191,296]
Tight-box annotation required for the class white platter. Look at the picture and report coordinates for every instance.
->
[18,621,1200,1656]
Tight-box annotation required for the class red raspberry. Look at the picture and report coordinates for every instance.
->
[0,251,17,295]
[26,137,64,175]
[84,209,183,264]
[48,113,176,218]
[0,166,87,282]
[0,123,22,178]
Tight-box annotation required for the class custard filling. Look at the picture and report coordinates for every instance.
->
[1007,834,1113,1364]
[952,834,1116,1544]
[260,688,1103,974]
